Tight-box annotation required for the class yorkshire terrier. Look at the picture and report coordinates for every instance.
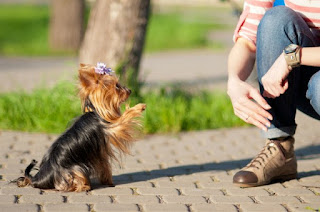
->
[14,63,146,192]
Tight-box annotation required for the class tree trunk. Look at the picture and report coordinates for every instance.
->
[79,0,150,85]
[49,0,85,51]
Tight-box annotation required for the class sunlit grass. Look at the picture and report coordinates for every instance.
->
[0,82,246,134]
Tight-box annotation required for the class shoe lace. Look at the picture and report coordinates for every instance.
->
[246,141,278,169]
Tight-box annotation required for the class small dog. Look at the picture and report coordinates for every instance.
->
[14,63,146,192]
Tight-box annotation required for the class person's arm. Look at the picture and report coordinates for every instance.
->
[228,38,256,81]
[301,47,320,66]
[261,46,320,98]
[228,38,272,131]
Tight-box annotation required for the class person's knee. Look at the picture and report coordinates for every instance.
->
[258,6,300,38]
[307,72,320,114]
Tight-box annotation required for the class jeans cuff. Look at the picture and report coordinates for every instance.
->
[260,125,297,139]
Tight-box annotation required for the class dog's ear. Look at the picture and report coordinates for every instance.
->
[78,65,98,89]
[80,63,87,68]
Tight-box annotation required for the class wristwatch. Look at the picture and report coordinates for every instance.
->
[283,44,301,68]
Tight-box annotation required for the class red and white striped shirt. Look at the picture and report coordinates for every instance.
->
[234,0,320,45]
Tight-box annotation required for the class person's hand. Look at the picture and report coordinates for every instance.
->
[261,53,291,98]
[227,78,273,131]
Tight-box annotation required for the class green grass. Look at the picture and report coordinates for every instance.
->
[0,82,80,133]
[0,82,246,134]
[0,4,226,56]
[144,11,225,52]
[0,5,51,56]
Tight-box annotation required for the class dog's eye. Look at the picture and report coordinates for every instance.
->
[115,83,120,90]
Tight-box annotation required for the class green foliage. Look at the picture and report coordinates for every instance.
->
[0,4,226,56]
[0,5,51,55]
[145,12,225,52]
[0,82,246,134]
[0,82,81,133]
[142,87,245,134]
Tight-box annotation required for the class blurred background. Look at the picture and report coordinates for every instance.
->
[0,0,242,91]
[0,0,282,134]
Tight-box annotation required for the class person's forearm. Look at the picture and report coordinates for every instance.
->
[228,38,256,82]
[300,47,320,67]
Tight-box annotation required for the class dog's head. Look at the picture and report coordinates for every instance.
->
[78,63,131,121]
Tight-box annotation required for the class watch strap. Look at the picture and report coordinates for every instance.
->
[284,45,301,68]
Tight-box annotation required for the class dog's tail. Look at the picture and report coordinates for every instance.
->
[14,159,37,187]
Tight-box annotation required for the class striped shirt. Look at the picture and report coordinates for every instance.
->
[233,0,320,45]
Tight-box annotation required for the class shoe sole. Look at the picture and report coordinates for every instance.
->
[233,173,297,188]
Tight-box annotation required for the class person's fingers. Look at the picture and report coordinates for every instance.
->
[263,90,275,99]
[282,79,289,92]
[263,79,289,98]
[235,108,268,131]
[244,98,272,120]
[235,102,271,127]
[247,115,268,131]
[234,109,248,122]
[249,88,271,110]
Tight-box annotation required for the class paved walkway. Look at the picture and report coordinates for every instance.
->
[1,112,320,212]
[1,19,320,212]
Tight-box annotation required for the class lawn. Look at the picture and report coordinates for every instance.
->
[0,82,246,134]
[0,4,228,56]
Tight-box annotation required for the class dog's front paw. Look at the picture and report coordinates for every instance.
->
[135,103,146,112]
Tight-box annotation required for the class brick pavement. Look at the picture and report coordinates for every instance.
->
[0,111,319,212]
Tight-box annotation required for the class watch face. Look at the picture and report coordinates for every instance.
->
[284,44,298,54]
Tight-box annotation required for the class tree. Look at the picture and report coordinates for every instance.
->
[79,0,151,90]
[49,0,85,51]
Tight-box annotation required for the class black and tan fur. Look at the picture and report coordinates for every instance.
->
[14,64,146,192]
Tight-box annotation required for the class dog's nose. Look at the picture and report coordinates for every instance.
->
[128,89,132,94]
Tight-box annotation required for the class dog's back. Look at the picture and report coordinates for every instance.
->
[16,112,114,191]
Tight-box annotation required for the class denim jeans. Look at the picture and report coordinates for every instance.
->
[256,6,320,139]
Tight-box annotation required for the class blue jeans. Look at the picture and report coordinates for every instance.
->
[256,6,320,139]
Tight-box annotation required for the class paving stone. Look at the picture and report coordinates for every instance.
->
[90,187,133,195]
[288,203,320,212]
[116,195,159,204]
[200,182,237,189]
[225,188,270,196]
[162,195,207,204]
[114,181,154,188]
[137,187,180,195]
[44,203,89,212]
[281,179,306,188]
[0,194,15,203]
[269,187,315,196]
[255,196,302,204]
[192,203,238,212]
[20,194,64,204]
[156,181,198,188]
[211,196,254,204]
[68,195,112,203]
[182,188,224,196]
[1,187,41,195]
[94,203,139,212]
[239,203,288,212]
[299,195,320,204]
[0,203,39,212]
[144,203,188,212]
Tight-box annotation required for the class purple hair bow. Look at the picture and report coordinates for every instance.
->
[94,62,114,75]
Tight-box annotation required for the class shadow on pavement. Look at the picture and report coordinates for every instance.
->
[92,144,320,190]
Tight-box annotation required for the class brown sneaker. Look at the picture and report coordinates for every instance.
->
[233,136,297,187]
